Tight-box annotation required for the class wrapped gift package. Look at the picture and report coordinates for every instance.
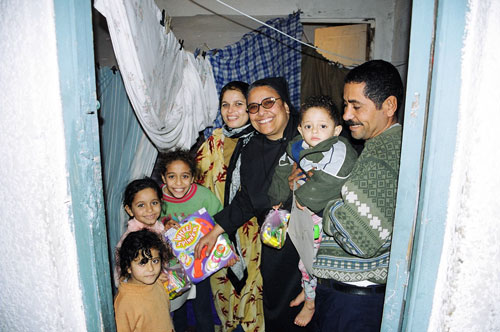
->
[165,208,236,283]
[260,208,290,249]
[162,258,192,300]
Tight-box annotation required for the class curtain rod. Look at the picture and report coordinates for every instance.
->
[215,0,363,65]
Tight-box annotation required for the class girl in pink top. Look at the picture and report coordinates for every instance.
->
[114,177,166,286]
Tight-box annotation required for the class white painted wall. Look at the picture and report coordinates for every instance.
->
[0,1,86,331]
[156,0,403,62]
[429,0,500,330]
[96,0,409,71]
[13,0,498,330]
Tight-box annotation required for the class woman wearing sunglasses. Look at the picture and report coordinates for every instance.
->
[196,77,308,332]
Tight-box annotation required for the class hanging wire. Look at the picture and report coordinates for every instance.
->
[215,0,364,65]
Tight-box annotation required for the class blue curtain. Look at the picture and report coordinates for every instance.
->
[97,67,147,270]
[206,12,303,135]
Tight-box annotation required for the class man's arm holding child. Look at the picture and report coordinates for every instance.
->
[324,152,399,258]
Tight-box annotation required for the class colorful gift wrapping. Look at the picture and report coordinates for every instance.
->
[260,209,290,249]
[164,208,236,284]
[163,258,192,300]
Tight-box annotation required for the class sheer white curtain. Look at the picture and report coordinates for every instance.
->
[94,0,218,151]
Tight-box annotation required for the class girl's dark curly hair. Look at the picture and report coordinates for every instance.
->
[123,177,162,209]
[299,95,343,126]
[159,149,198,179]
[117,229,172,279]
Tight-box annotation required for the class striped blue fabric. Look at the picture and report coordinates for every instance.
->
[97,67,146,270]
[206,12,303,136]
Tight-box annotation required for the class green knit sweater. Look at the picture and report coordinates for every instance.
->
[313,125,402,284]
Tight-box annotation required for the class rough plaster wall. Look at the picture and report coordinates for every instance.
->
[429,0,500,331]
[95,0,408,69]
[0,1,86,331]
[154,0,398,61]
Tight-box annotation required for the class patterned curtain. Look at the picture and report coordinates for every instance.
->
[206,12,303,135]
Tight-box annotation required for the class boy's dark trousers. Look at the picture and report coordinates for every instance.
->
[173,277,215,332]
[313,279,385,332]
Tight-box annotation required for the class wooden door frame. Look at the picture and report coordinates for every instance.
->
[382,0,467,330]
[54,0,115,330]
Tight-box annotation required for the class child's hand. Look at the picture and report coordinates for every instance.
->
[272,203,283,210]
[158,271,169,284]
[164,220,180,230]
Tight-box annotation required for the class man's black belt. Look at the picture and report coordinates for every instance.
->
[317,278,386,296]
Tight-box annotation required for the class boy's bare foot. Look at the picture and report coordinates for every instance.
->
[294,299,315,327]
[289,289,305,307]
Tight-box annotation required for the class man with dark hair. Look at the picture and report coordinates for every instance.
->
[311,60,404,331]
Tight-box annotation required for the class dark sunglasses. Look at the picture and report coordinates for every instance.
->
[246,97,282,114]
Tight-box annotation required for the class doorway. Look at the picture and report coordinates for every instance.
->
[302,21,375,66]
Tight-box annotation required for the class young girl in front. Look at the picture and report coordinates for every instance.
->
[268,95,358,327]
[114,229,174,332]
[159,149,222,332]
[114,177,166,286]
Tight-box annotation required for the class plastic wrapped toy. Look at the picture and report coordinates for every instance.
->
[260,209,290,249]
[165,208,236,283]
[162,258,192,300]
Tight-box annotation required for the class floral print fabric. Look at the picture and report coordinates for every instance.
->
[196,128,264,331]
